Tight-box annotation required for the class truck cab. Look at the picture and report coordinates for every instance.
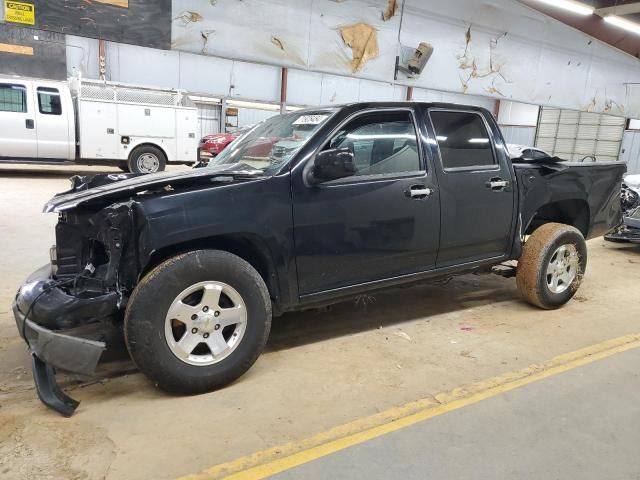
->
[0,78,75,162]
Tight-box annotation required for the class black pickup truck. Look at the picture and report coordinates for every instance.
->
[13,102,625,415]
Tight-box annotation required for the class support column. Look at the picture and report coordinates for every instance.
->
[280,67,288,114]
[405,86,413,101]
[98,39,106,80]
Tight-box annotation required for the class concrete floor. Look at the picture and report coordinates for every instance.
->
[273,347,640,480]
[0,164,639,480]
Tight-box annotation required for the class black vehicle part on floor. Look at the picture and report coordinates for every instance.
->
[31,354,80,418]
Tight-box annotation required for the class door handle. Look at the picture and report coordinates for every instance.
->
[486,178,509,191]
[405,185,433,199]
[25,119,34,129]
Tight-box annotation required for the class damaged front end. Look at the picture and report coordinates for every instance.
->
[14,193,141,416]
[14,165,264,416]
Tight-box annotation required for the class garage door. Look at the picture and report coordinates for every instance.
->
[535,108,625,162]
[196,102,221,139]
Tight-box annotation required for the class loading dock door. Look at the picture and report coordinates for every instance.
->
[196,103,221,140]
[535,108,625,162]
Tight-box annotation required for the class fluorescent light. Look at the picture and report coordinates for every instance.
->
[532,0,594,16]
[436,136,447,142]
[469,138,490,144]
[604,15,640,35]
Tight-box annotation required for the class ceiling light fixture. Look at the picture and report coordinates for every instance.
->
[604,15,640,35]
[531,0,594,16]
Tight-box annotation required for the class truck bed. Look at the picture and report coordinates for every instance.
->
[513,160,625,240]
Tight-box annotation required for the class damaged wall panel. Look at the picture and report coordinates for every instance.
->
[171,0,399,79]
[399,0,640,117]
[33,0,171,49]
[169,0,640,117]
[0,23,66,79]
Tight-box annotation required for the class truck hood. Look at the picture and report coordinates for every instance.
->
[44,164,264,213]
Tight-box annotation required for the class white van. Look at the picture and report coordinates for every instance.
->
[0,75,198,173]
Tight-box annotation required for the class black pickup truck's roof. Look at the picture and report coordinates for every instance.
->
[294,101,492,114]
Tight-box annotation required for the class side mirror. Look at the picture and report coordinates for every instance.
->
[308,148,356,185]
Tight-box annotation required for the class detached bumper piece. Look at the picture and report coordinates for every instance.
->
[13,266,117,416]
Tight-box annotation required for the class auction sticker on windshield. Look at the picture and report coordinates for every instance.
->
[4,1,35,25]
[293,114,329,125]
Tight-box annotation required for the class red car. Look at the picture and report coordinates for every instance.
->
[199,127,251,157]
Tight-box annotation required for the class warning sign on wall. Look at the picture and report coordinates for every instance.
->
[4,1,35,25]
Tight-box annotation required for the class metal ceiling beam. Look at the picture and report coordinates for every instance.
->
[595,2,640,16]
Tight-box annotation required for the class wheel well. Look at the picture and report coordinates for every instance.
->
[142,234,279,303]
[525,199,590,237]
[129,143,168,162]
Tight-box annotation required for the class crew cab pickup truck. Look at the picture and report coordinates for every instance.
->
[13,102,625,415]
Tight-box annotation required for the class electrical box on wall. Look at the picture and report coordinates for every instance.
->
[395,42,434,80]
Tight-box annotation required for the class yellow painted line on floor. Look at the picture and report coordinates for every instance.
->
[179,333,640,480]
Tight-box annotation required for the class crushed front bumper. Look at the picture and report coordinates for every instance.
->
[13,265,118,416]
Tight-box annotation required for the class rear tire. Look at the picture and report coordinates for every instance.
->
[124,250,272,394]
[127,145,167,174]
[516,223,587,309]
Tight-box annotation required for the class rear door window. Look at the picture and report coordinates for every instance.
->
[0,84,27,113]
[430,111,496,170]
[37,87,62,115]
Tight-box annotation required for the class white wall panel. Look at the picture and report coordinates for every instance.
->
[319,75,361,105]
[357,79,396,102]
[498,101,539,126]
[230,61,280,102]
[178,53,233,97]
[500,126,537,146]
[621,131,640,174]
[287,69,323,106]
[110,43,181,89]
[66,35,100,79]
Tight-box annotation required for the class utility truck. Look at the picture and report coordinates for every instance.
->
[0,75,198,173]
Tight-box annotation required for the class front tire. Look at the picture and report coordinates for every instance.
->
[125,250,272,394]
[127,145,167,174]
[516,223,587,309]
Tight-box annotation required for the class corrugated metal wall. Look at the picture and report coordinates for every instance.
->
[535,108,626,162]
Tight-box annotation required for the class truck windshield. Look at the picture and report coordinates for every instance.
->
[208,109,336,174]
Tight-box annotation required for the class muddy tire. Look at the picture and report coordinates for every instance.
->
[124,250,271,394]
[127,145,166,174]
[516,223,587,310]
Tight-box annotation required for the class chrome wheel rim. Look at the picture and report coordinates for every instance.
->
[546,244,579,294]
[164,281,247,366]
[137,153,160,173]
